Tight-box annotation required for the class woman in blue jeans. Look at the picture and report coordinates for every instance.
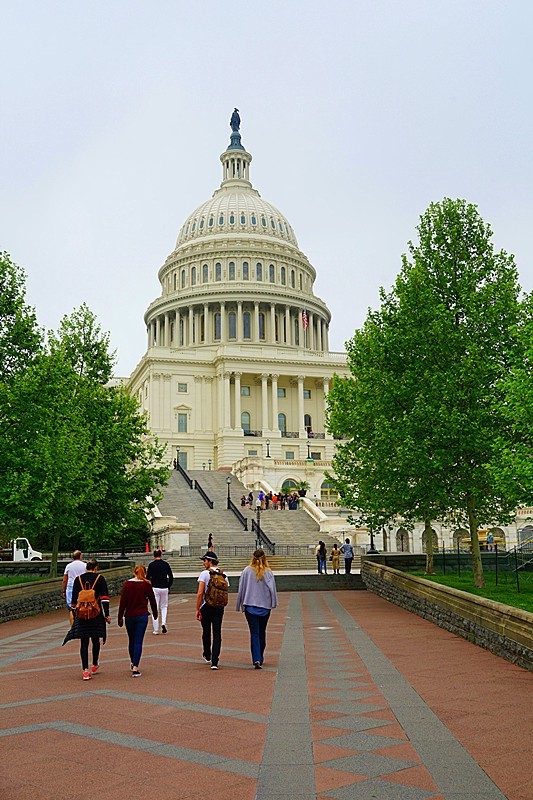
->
[236,549,278,669]
[118,565,158,677]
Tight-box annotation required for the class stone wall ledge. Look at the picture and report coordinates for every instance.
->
[0,565,133,623]
[362,561,533,672]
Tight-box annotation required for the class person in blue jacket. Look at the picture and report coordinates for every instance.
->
[236,549,278,669]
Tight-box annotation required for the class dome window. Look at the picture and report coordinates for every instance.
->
[191,267,197,286]
[219,215,224,225]
[243,262,249,281]
[291,270,295,288]
[181,270,186,288]
[214,313,221,341]
[185,223,190,236]
[229,262,235,281]
[251,214,257,225]
[270,218,275,230]
[192,222,196,232]
[199,218,204,230]
[229,213,235,224]
[269,264,275,282]
[281,267,286,286]
[258,312,266,340]
[203,264,208,282]
[256,262,263,281]
[261,216,267,227]
[209,216,214,227]
[279,222,284,232]
[228,312,237,339]
[215,263,222,281]
[240,213,246,225]
[243,312,251,339]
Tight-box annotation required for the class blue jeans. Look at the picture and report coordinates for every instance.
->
[244,609,271,665]
[318,557,327,574]
[125,614,148,667]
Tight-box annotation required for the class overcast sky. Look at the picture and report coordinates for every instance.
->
[2,1,532,376]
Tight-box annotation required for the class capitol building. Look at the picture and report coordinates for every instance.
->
[128,113,349,505]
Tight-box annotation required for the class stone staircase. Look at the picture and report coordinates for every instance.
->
[157,469,340,552]
[163,553,362,574]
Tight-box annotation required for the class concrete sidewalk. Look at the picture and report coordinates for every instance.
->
[0,590,531,799]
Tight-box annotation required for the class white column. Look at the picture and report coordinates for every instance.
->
[223,371,231,429]
[188,308,194,346]
[308,312,314,350]
[237,302,243,343]
[285,307,291,345]
[175,310,180,346]
[297,375,305,437]
[271,374,279,431]
[324,323,329,351]
[254,302,260,343]
[234,372,242,431]
[317,316,323,351]
[261,373,269,434]
[220,301,226,342]
[164,313,170,347]
[270,303,276,343]
[195,375,203,430]
[205,376,213,431]
[203,303,209,343]
[163,375,171,429]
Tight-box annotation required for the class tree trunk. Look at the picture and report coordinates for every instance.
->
[49,529,60,578]
[424,518,434,574]
[467,494,485,588]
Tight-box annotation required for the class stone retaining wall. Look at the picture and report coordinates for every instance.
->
[362,561,533,671]
[0,566,133,623]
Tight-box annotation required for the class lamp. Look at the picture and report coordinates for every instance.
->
[208,459,212,471]
[226,474,232,508]
[175,445,180,469]
[306,437,313,462]
[367,524,379,554]
[202,463,206,470]
[266,439,271,458]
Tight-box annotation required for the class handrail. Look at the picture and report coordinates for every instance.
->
[251,518,275,554]
[194,479,214,509]
[176,463,193,489]
[227,497,248,530]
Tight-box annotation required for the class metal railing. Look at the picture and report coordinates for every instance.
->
[251,518,275,554]
[176,462,193,489]
[243,430,262,437]
[194,479,214,509]
[227,497,248,529]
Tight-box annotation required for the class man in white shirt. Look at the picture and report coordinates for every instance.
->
[196,551,229,670]
[62,550,87,623]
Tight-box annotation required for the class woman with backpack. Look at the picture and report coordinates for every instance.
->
[196,551,229,670]
[62,559,110,681]
[118,565,158,677]
[236,549,278,669]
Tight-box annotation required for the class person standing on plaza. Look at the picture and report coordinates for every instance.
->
[316,541,328,574]
[236,549,278,669]
[62,550,87,624]
[62,559,110,681]
[340,538,354,574]
[146,549,173,635]
[330,543,340,574]
[118,565,158,677]
[196,551,229,670]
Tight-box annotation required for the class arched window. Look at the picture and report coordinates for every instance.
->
[269,264,275,282]
[199,218,204,230]
[215,263,222,281]
[219,214,224,225]
[228,312,236,339]
[281,266,286,285]
[229,262,235,280]
[258,312,265,340]
[240,213,246,224]
[256,262,263,281]
[251,214,257,225]
[282,479,298,492]
[241,411,251,433]
[261,216,267,227]
[203,264,208,282]
[421,530,439,553]
[243,312,251,339]
[229,213,235,225]
[181,270,186,288]
[200,314,205,342]
[209,216,214,228]
[396,528,411,552]
[243,261,249,280]
[320,480,336,501]
[214,313,221,340]
[270,218,275,229]
[278,413,286,433]
[173,273,177,290]
[192,221,196,232]
[304,414,312,434]
[299,273,303,289]
[179,319,184,346]
[191,266,197,286]
[290,270,295,288]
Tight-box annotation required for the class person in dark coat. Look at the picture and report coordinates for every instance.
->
[118,564,158,677]
[62,559,110,681]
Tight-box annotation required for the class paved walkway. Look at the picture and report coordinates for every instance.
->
[0,590,531,800]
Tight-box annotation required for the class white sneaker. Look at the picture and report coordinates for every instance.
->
[152,630,159,635]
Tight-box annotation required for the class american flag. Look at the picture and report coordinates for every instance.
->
[302,309,308,329]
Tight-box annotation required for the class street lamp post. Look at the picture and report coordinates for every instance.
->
[306,437,313,462]
[367,524,379,554]
[208,459,212,471]
[175,446,180,469]
[265,439,271,458]
[202,463,206,470]
[255,503,261,548]
[226,475,232,509]
[121,527,126,558]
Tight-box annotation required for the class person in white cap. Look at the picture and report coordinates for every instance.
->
[196,551,229,670]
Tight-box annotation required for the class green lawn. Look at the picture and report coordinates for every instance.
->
[0,575,46,587]
[409,571,533,614]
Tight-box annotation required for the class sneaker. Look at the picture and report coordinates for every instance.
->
[211,665,218,670]
[152,630,159,635]
[82,670,91,681]
[131,669,142,677]
[162,625,167,634]
[91,665,99,675]
[203,656,211,664]
[253,662,262,670]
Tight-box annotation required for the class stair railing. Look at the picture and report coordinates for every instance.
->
[176,463,193,489]
[251,518,275,554]
[227,497,249,530]
[194,479,214,509]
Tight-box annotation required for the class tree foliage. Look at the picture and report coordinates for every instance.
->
[327,199,526,585]
[0,251,41,383]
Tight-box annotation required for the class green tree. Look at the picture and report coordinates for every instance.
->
[0,251,42,383]
[328,199,524,586]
